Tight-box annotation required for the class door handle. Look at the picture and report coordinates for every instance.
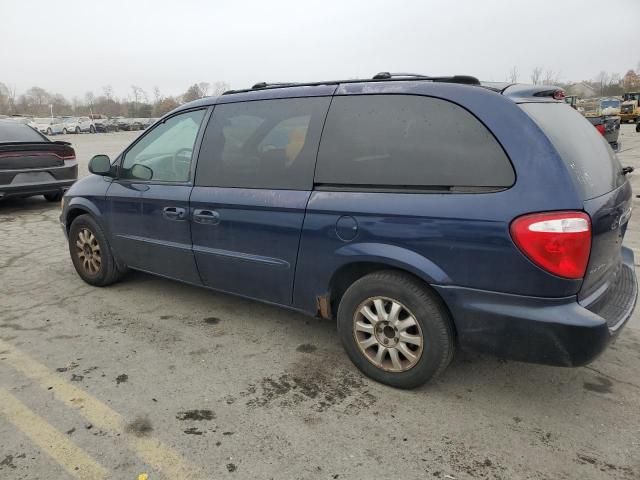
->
[163,206,186,221]
[193,209,220,225]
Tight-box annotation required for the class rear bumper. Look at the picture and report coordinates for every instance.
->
[0,179,76,198]
[0,163,77,199]
[435,247,637,367]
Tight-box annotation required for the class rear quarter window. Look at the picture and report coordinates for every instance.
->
[315,94,514,189]
[520,103,624,200]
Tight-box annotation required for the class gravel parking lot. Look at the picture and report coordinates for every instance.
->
[1,127,640,479]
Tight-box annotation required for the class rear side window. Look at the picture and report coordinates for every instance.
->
[195,97,331,190]
[521,103,624,199]
[0,122,46,142]
[315,95,514,189]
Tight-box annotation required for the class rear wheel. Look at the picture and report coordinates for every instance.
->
[337,270,454,388]
[89,125,95,133]
[62,128,68,135]
[44,191,63,202]
[75,126,80,134]
[69,214,125,286]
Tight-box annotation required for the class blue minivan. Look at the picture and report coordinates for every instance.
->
[61,74,637,388]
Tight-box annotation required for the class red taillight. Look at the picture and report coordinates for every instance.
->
[553,89,566,101]
[510,211,591,279]
[61,146,76,160]
[595,124,606,136]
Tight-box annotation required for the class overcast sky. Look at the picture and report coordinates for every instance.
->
[1,0,638,100]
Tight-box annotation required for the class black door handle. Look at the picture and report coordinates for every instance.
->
[163,206,186,220]
[193,209,220,225]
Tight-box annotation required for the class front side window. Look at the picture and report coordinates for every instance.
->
[121,109,205,182]
[315,95,514,189]
[195,97,330,189]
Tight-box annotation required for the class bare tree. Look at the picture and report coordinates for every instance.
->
[594,71,609,95]
[542,69,559,85]
[153,86,163,104]
[197,82,210,97]
[102,85,113,101]
[211,81,230,96]
[131,85,146,105]
[530,67,542,85]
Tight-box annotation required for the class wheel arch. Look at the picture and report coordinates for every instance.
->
[325,243,454,328]
[65,198,104,234]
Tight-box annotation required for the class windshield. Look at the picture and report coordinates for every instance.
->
[600,100,620,109]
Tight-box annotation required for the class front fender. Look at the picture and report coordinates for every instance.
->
[334,242,451,285]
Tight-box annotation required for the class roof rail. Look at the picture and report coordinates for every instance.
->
[222,72,481,95]
[372,72,429,79]
[251,82,299,90]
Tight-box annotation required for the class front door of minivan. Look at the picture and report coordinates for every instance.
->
[190,97,331,305]
[107,108,207,284]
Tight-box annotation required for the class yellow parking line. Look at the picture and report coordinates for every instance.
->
[0,339,202,479]
[0,388,108,480]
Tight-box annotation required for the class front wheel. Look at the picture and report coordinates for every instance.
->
[46,128,52,135]
[68,214,125,286]
[337,270,454,389]
[89,125,95,133]
[62,128,68,135]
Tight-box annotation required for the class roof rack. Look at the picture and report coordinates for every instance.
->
[223,72,480,95]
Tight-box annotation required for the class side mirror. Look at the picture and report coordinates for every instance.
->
[131,164,153,181]
[88,154,112,176]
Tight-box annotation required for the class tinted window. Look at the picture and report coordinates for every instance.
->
[0,121,47,142]
[121,109,205,182]
[521,103,624,199]
[195,97,330,189]
[315,95,514,188]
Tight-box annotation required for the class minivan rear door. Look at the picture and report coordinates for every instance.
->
[521,103,632,303]
[191,96,331,305]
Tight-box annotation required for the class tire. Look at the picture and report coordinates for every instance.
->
[62,128,68,135]
[75,126,80,134]
[68,214,125,286]
[89,125,95,133]
[46,128,52,135]
[337,270,454,389]
[44,191,63,202]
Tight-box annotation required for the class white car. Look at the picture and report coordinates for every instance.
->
[62,116,95,134]
[33,117,65,135]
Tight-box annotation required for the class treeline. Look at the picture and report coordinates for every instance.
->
[506,65,640,97]
[0,81,230,117]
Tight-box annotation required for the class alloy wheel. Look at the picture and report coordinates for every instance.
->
[353,296,424,372]
[75,228,102,275]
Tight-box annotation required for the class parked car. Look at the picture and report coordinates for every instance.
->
[141,118,158,129]
[33,117,65,135]
[94,119,119,133]
[587,115,621,151]
[114,118,134,131]
[62,116,95,134]
[60,74,637,388]
[0,120,77,201]
[6,116,35,126]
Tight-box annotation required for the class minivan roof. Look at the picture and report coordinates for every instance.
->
[175,74,565,113]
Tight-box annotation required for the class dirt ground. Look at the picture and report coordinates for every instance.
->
[1,126,640,479]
